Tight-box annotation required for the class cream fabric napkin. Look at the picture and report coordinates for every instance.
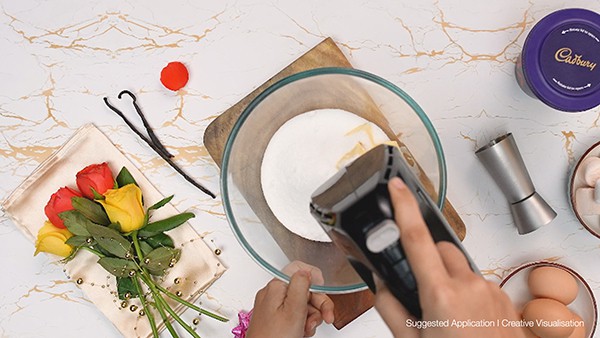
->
[1,124,226,338]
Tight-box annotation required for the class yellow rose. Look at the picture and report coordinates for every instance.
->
[99,184,145,232]
[35,221,74,257]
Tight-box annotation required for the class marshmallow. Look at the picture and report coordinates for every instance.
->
[582,156,600,186]
[575,187,600,215]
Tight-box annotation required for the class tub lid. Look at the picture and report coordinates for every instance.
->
[523,8,600,112]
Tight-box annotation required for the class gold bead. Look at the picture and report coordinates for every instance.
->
[124,292,131,299]
[139,310,145,316]
[76,278,83,285]
[174,278,181,284]
[128,270,136,277]
[214,248,222,255]
[130,305,138,312]
[192,318,200,325]
[121,301,128,308]
[176,291,182,297]
[144,258,150,264]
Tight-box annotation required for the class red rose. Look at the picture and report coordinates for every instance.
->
[44,187,82,229]
[76,162,115,199]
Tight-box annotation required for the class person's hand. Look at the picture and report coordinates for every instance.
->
[246,270,335,338]
[374,177,526,338]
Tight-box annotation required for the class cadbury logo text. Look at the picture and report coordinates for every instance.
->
[555,47,597,71]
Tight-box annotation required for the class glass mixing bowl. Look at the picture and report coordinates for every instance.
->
[221,67,446,293]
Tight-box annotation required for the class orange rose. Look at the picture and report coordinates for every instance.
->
[76,162,115,199]
[44,187,81,229]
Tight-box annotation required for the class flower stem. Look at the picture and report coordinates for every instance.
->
[154,283,228,322]
[155,293,202,338]
[133,276,159,338]
[134,230,225,322]
[151,287,180,338]
[133,232,180,337]
[141,273,201,338]
[82,246,105,258]
[134,230,219,337]
[131,230,144,259]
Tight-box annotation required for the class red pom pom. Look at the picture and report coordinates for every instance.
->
[160,62,189,91]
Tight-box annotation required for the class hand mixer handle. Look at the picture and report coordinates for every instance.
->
[310,144,478,319]
[353,208,420,315]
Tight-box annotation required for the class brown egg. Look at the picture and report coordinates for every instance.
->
[522,298,575,338]
[528,266,579,305]
[521,327,539,338]
[568,314,586,338]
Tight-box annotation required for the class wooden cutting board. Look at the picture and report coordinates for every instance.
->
[203,37,466,329]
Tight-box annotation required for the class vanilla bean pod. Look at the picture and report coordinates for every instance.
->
[104,90,172,159]
[104,91,216,199]
[119,90,173,158]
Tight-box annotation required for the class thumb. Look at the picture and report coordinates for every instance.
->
[284,270,311,310]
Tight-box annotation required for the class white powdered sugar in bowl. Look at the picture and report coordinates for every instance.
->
[261,108,391,242]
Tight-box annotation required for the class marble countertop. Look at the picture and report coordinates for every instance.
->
[1,0,600,337]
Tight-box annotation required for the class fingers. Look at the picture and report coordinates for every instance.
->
[283,261,325,285]
[304,305,323,337]
[284,270,312,310]
[261,278,289,305]
[388,177,447,286]
[307,267,325,285]
[309,292,335,324]
[373,276,419,338]
[436,241,472,278]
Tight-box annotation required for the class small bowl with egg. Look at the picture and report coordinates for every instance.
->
[220,67,447,293]
[500,261,597,338]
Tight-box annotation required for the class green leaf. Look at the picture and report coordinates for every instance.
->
[141,247,181,276]
[148,195,173,211]
[95,245,113,257]
[139,241,154,256]
[117,277,139,300]
[98,257,138,278]
[145,233,175,249]
[108,223,122,232]
[86,222,132,259]
[116,166,138,188]
[65,235,93,247]
[71,197,110,225]
[91,187,105,200]
[58,210,92,236]
[138,212,195,237]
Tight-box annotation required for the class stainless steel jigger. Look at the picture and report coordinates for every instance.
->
[475,133,557,234]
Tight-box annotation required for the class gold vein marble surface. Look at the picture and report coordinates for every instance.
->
[1,0,600,337]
